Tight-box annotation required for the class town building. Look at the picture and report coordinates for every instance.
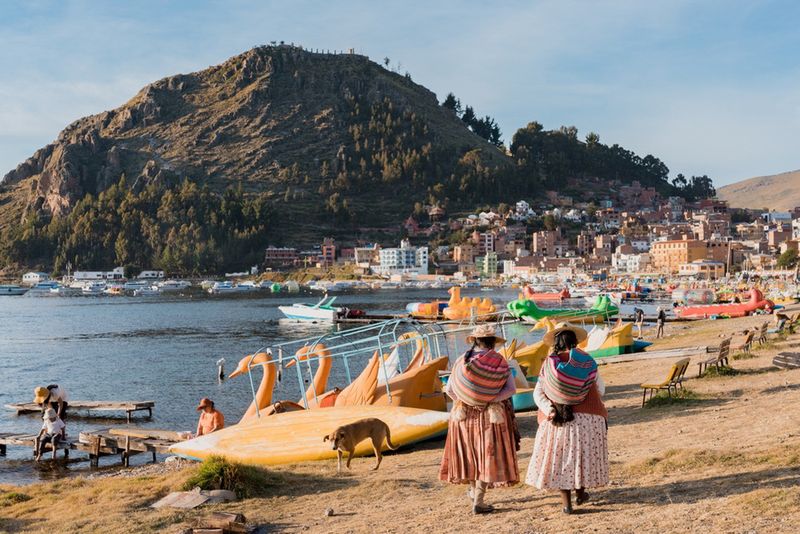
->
[73,267,125,281]
[137,270,165,279]
[475,252,498,277]
[319,238,336,267]
[22,271,50,286]
[376,239,429,275]
[264,246,299,267]
[679,260,725,279]
[650,238,707,273]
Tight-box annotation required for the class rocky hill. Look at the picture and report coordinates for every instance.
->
[0,45,508,237]
[717,170,800,210]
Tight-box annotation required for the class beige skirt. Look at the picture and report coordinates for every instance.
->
[525,413,608,490]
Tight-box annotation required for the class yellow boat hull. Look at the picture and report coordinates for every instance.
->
[169,405,449,466]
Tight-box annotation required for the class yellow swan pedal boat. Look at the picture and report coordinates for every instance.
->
[169,405,449,466]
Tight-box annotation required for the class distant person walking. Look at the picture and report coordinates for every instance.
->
[656,307,666,338]
[195,398,225,436]
[634,307,645,339]
[526,323,608,514]
[439,324,519,514]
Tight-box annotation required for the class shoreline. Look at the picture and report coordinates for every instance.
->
[3,306,800,533]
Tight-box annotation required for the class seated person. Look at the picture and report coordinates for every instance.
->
[36,408,66,461]
[196,398,224,436]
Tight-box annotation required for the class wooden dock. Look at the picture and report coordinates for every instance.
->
[0,428,186,467]
[0,432,73,458]
[5,400,155,422]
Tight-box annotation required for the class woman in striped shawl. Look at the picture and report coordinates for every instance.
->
[525,323,609,514]
[439,324,519,514]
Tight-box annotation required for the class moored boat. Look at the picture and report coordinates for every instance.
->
[278,296,342,322]
[0,284,29,296]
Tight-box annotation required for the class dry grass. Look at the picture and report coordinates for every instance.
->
[4,307,800,533]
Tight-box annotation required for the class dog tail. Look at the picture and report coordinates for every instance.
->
[384,423,397,450]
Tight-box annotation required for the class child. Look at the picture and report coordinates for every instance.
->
[36,408,65,461]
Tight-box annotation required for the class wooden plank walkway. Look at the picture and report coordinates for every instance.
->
[0,432,73,458]
[5,400,155,422]
[0,428,185,467]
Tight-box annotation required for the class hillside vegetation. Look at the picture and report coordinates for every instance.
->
[1,45,703,274]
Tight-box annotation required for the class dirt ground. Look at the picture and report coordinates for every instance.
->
[3,306,800,533]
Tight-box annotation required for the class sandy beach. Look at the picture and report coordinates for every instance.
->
[3,308,800,533]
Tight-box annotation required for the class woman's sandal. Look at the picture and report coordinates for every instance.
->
[473,504,495,514]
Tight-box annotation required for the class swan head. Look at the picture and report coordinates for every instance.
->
[229,352,272,378]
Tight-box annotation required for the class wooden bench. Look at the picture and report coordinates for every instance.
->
[757,321,769,345]
[640,357,691,407]
[697,338,731,377]
[773,352,800,370]
[732,331,755,353]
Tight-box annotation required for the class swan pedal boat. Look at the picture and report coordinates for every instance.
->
[169,405,449,466]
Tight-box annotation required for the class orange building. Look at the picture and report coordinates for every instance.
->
[650,238,707,273]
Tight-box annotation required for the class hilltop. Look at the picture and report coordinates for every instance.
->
[0,45,507,233]
[0,44,691,273]
[717,169,800,210]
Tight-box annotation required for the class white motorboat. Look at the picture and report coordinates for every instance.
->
[133,286,160,296]
[81,281,107,295]
[27,281,61,295]
[278,295,343,322]
[0,285,29,296]
[208,281,237,294]
[49,285,81,296]
[123,280,150,291]
[157,280,192,292]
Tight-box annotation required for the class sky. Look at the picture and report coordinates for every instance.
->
[0,0,798,188]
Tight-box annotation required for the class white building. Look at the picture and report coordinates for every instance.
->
[511,201,536,221]
[612,252,652,274]
[137,270,165,279]
[376,239,428,276]
[792,219,800,240]
[73,266,125,281]
[22,272,50,286]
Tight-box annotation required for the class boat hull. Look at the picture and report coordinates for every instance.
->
[169,405,449,466]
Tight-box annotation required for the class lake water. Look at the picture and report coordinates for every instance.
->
[0,288,564,484]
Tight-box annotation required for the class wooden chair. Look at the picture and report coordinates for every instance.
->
[732,331,755,353]
[697,338,731,377]
[757,321,769,345]
[640,357,691,407]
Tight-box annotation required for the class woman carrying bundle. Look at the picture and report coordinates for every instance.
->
[439,324,519,514]
[525,322,608,514]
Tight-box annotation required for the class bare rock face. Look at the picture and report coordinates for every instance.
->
[1,45,505,221]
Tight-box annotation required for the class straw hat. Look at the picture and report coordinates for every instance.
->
[196,397,214,411]
[466,323,506,345]
[542,322,588,347]
[33,386,49,405]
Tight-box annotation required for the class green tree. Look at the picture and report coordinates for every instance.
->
[777,249,798,269]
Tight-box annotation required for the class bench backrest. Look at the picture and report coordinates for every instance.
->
[669,357,691,382]
[718,338,732,359]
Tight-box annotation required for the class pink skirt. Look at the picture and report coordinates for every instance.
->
[439,402,519,488]
[525,413,608,490]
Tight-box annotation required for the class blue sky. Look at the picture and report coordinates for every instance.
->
[1,0,798,187]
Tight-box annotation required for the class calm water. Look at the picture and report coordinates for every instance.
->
[0,288,554,484]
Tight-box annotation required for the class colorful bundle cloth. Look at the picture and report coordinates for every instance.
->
[542,348,598,406]
[449,349,510,407]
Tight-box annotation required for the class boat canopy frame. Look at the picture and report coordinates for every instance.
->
[240,311,522,417]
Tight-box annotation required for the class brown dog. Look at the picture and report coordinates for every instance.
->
[323,418,396,473]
